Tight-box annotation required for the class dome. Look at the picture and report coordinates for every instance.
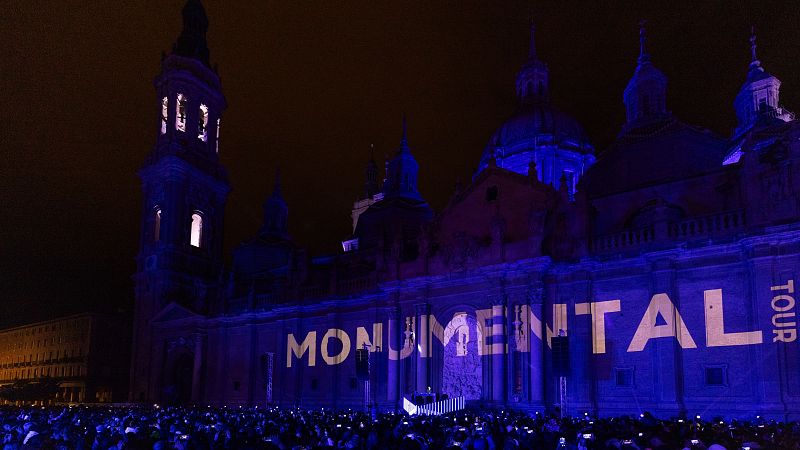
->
[475,22,595,192]
[479,103,594,172]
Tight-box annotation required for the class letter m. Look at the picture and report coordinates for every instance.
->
[287,331,316,367]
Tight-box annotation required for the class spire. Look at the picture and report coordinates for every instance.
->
[261,168,289,238]
[733,26,792,136]
[515,20,549,104]
[638,20,650,64]
[749,25,760,68]
[384,115,422,200]
[623,20,668,128]
[271,167,282,200]
[365,144,379,197]
[172,0,211,67]
[528,20,537,60]
[399,114,410,153]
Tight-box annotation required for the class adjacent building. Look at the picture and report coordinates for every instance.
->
[0,313,130,403]
[131,1,800,419]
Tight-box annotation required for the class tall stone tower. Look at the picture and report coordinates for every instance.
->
[130,0,229,402]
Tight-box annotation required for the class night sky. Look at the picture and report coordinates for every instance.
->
[3,1,799,327]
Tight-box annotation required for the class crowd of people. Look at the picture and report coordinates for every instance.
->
[0,404,798,450]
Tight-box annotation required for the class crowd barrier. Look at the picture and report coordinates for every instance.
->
[402,396,465,416]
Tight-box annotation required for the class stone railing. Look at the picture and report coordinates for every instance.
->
[589,226,656,253]
[590,209,746,255]
[300,285,329,300]
[668,209,746,239]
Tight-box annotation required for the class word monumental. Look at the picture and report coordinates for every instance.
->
[288,283,797,367]
[132,1,800,421]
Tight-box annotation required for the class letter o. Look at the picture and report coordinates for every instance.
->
[771,295,796,312]
[321,328,351,365]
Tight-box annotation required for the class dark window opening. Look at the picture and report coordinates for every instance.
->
[705,367,725,386]
[486,186,498,202]
[350,377,358,390]
[311,378,318,391]
[615,368,633,387]
[233,381,240,391]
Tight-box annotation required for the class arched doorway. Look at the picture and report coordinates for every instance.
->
[440,314,482,400]
[162,351,193,405]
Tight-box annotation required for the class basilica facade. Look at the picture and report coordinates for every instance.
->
[131,0,800,419]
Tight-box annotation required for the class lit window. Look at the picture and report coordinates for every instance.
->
[198,104,209,141]
[215,118,221,153]
[161,97,168,134]
[154,208,162,242]
[190,213,203,248]
[176,93,187,132]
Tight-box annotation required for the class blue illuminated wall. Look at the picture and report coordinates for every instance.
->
[132,2,800,419]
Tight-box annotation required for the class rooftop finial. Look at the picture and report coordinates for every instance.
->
[400,114,409,152]
[638,19,650,64]
[529,19,537,60]
[172,0,211,66]
[749,25,760,68]
[272,167,282,198]
[369,143,375,161]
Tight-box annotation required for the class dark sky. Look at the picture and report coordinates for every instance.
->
[3,1,799,327]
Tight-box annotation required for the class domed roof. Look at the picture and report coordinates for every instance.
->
[479,103,594,168]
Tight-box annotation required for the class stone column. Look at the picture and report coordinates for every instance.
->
[386,308,400,408]
[528,287,545,410]
[415,303,430,394]
[491,298,507,404]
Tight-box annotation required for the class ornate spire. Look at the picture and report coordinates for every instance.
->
[365,144,379,197]
[271,167,282,199]
[172,0,211,66]
[528,19,537,60]
[515,20,549,104]
[261,167,288,237]
[623,20,668,127]
[749,25,761,69]
[383,115,422,200]
[399,114,410,154]
[733,25,792,136]
[638,20,650,64]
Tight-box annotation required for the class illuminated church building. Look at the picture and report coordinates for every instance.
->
[132,1,800,418]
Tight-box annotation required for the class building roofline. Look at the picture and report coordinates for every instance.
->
[0,312,123,334]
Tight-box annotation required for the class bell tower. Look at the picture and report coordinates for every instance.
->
[130,0,229,402]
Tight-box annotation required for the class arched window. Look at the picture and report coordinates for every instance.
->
[198,104,209,141]
[154,208,162,242]
[161,97,168,134]
[190,213,203,248]
[176,93,187,132]
[215,118,221,153]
